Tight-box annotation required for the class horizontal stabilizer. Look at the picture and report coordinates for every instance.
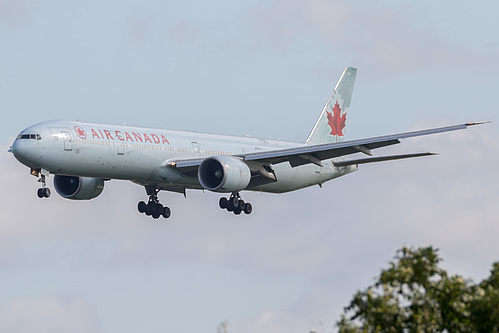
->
[334,152,437,167]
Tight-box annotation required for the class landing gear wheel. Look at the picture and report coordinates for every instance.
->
[138,201,147,213]
[234,208,242,215]
[237,199,245,210]
[219,197,228,209]
[162,206,171,218]
[230,196,239,208]
[37,188,50,198]
[243,203,252,214]
[152,203,163,219]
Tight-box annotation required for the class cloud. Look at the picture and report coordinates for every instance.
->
[121,0,489,77]
[248,0,349,49]
[125,4,225,52]
[0,0,55,27]
[0,295,100,333]
[0,0,30,25]
[246,0,486,74]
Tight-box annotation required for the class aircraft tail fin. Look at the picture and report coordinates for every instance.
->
[305,67,357,145]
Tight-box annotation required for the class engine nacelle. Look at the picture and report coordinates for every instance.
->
[54,175,105,200]
[198,156,251,192]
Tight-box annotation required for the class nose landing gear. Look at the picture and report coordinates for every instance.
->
[138,186,171,219]
[219,192,252,215]
[33,169,51,198]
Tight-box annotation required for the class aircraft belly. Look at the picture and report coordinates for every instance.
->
[149,165,201,187]
[248,162,357,193]
[249,163,321,193]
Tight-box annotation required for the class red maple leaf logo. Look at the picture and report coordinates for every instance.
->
[74,126,87,139]
[326,101,346,136]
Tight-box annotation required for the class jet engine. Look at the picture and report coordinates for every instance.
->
[54,175,105,200]
[198,156,251,192]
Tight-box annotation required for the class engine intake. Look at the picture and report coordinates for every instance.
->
[198,156,251,192]
[54,175,105,200]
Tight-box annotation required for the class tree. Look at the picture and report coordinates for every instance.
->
[336,246,499,333]
[469,262,499,332]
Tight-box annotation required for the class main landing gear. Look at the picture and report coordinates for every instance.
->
[138,186,171,219]
[34,170,51,198]
[219,192,252,215]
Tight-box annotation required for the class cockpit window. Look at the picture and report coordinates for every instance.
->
[17,134,41,140]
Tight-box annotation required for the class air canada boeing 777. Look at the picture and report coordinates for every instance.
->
[10,67,487,219]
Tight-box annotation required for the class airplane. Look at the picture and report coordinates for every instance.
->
[9,67,488,219]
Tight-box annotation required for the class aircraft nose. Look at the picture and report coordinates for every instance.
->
[11,139,27,159]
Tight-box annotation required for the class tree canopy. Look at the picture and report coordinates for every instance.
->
[336,246,499,333]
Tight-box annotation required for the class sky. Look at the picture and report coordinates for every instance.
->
[1,0,498,332]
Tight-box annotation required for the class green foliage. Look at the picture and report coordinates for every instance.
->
[336,246,499,333]
[469,262,499,332]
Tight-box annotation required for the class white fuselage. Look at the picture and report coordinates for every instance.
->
[12,120,357,194]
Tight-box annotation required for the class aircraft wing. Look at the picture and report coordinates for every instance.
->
[170,122,486,170]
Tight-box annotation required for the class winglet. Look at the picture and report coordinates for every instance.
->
[465,121,491,126]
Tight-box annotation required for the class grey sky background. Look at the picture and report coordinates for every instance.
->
[1,1,498,332]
